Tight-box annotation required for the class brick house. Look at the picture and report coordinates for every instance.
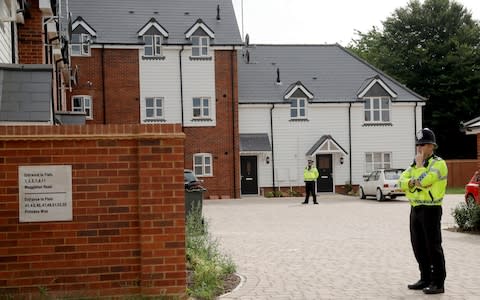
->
[61,0,243,199]
[463,116,480,167]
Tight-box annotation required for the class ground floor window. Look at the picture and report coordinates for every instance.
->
[72,95,92,119]
[193,153,212,176]
[365,152,391,173]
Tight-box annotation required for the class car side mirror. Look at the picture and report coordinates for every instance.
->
[363,174,369,181]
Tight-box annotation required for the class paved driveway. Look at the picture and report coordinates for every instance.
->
[203,194,480,299]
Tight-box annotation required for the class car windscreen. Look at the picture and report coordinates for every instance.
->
[384,170,403,180]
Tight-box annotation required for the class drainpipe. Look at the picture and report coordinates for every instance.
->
[414,102,418,133]
[348,102,352,185]
[11,23,16,63]
[102,44,106,123]
[231,47,237,197]
[179,45,185,127]
[270,104,276,191]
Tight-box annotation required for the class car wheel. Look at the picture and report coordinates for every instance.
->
[376,188,385,201]
[466,194,476,205]
[360,187,366,199]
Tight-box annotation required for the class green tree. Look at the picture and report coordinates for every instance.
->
[349,0,480,158]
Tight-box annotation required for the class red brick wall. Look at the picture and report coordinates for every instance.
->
[17,0,44,64]
[184,50,240,199]
[0,124,186,299]
[68,49,140,124]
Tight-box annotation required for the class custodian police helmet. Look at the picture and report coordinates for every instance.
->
[416,128,437,147]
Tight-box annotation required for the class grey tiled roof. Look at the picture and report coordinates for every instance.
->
[240,133,272,152]
[238,44,426,103]
[62,0,242,45]
[462,116,480,131]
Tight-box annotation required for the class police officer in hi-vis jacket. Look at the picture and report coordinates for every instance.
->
[399,128,448,295]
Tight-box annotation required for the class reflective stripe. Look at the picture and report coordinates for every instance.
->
[411,198,443,205]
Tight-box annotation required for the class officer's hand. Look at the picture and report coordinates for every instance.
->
[408,178,415,188]
[415,149,424,167]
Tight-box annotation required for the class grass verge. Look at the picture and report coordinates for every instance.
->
[186,205,236,300]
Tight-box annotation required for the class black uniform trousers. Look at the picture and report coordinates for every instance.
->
[410,205,446,286]
[304,181,316,203]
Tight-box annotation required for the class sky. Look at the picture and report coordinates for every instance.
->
[231,0,480,46]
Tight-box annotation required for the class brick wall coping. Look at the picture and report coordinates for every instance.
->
[0,63,53,71]
[0,124,185,140]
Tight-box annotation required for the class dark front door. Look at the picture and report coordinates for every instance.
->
[316,154,333,192]
[241,156,258,195]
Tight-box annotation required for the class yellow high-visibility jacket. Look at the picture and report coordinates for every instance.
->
[399,155,448,206]
[304,167,319,182]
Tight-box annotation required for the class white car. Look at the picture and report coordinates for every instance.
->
[359,168,405,201]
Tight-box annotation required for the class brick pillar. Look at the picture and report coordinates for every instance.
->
[138,132,186,296]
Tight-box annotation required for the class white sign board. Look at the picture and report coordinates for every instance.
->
[19,165,72,222]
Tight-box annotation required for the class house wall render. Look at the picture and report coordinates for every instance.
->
[0,124,187,299]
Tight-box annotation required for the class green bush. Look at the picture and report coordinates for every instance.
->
[452,201,480,231]
[186,205,236,300]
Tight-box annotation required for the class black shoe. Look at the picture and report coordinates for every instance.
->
[313,202,319,204]
[423,284,444,294]
[301,202,308,204]
[407,280,429,290]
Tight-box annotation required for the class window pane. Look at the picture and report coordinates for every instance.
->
[381,98,389,108]
[194,156,202,164]
[291,110,297,118]
[205,156,211,164]
[193,98,200,107]
[193,108,201,117]
[291,100,298,108]
[299,108,305,117]
[364,100,370,109]
[202,47,208,56]
[204,166,211,174]
[146,98,153,107]
[382,111,390,121]
[366,153,372,162]
[373,99,380,109]
[203,98,209,107]
[72,34,80,43]
[156,109,162,116]
[365,111,370,121]
[373,111,380,121]
[144,47,153,56]
[156,99,162,107]
[192,37,199,46]
[192,47,199,56]
[194,166,202,175]
[384,153,391,163]
[373,153,382,162]
[146,109,153,118]
[299,100,305,107]
[203,108,209,116]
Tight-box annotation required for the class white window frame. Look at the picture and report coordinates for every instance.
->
[191,36,209,57]
[143,35,162,57]
[365,152,392,173]
[144,97,163,120]
[72,95,92,119]
[192,97,210,119]
[290,97,307,119]
[364,97,391,123]
[71,33,91,56]
[193,153,213,177]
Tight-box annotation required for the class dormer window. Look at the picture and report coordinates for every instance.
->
[143,35,162,57]
[364,97,390,123]
[191,36,209,57]
[71,16,96,57]
[137,18,169,60]
[71,33,91,56]
[357,75,397,125]
[290,98,307,119]
[185,19,214,60]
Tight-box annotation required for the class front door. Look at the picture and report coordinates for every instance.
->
[241,156,258,195]
[316,154,333,192]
